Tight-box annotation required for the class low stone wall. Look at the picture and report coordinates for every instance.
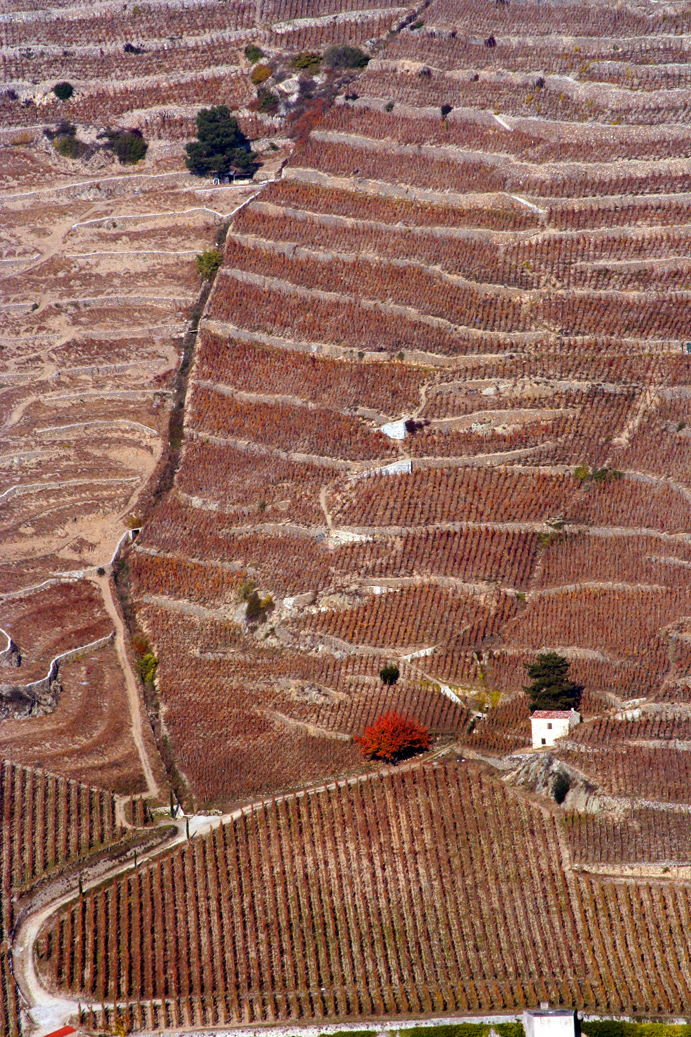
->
[0,632,114,719]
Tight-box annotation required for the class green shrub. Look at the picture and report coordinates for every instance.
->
[54,133,87,159]
[496,1026,526,1037]
[244,43,264,63]
[410,17,424,28]
[53,81,73,101]
[185,106,258,178]
[380,662,400,685]
[136,652,158,684]
[257,89,279,113]
[292,51,321,71]
[583,1024,691,1037]
[574,463,590,482]
[323,44,369,70]
[405,1024,497,1037]
[104,127,147,164]
[195,248,223,281]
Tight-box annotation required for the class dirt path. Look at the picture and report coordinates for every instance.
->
[13,745,456,1037]
[93,573,159,800]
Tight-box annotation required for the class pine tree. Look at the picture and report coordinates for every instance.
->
[185,106,259,178]
[523,652,582,711]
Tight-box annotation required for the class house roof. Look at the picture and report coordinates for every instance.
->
[42,1028,76,1037]
[531,710,577,720]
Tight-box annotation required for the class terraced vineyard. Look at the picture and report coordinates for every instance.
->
[8,0,691,1031]
[126,0,691,811]
[38,762,691,1027]
[0,760,121,1036]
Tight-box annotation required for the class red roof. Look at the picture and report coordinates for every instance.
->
[43,1027,76,1037]
[531,710,576,720]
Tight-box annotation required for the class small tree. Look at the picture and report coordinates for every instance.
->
[195,248,222,281]
[53,81,74,101]
[257,89,280,114]
[523,652,582,712]
[323,44,369,70]
[244,43,264,63]
[185,105,258,178]
[355,712,430,763]
[440,103,453,119]
[379,662,400,686]
[103,127,147,164]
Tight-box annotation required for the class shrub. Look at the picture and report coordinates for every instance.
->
[185,105,258,178]
[104,127,147,164]
[54,133,87,159]
[251,63,272,85]
[195,248,223,281]
[574,463,590,482]
[245,590,263,620]
[136,652,158,684]
[244,43,264,63]
[53,81,73,101]
[385,101,395,112]
[323,45,369,70]
[441,103,453,119]
[257,89,280,114]
[379,662,400,685]
[355,711,430,763]
[582,1025,691,1037]
[410,18,424,28]
[237,579,256,601]
[49,119,88,159]
[292,51,321,71]
[485,34,496,47]
[552,771,571,804]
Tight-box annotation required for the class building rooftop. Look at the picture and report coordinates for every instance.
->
[531,709,578,719]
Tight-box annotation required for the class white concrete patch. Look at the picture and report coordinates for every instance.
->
[401,646,436,660]
[328,529,372,544]
[510,194,547,215]
[379,419,407,440]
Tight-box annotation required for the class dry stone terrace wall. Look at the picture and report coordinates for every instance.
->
[1,0,411,143]
[128,0,691,819]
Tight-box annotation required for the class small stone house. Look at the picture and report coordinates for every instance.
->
[530,709,580,748]
[523,1009,575,1037]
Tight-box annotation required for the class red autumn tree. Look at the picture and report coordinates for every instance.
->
[354,711,431,764]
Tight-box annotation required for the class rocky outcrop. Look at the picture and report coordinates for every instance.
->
[504,750,612,814]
